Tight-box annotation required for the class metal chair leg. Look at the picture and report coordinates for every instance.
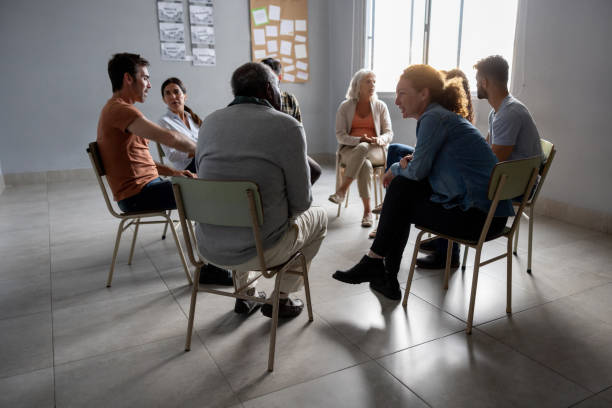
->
[107,218,127,287]
[267,271,283,372]
[167,214,193,285]
[161,210,170,240]
[506,237,513,313]
[466,247,483,334]
[443,239,452,289]
[527,206,534,273]
[403,230,426,307]
[128,218,140,265]
[185,264,201,351]
[300,255,314,322]
[513,216,520,255]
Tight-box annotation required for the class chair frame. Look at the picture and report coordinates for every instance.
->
[86,142,192,287]
[335,146,386,219]
[402,157,541,334]
[171,178,314,372]
[512,139,556,273]
[155,141,173,240]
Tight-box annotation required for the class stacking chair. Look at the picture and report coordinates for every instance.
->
[335,147,386,218]
[512,139,556,273]
[402,156,541,334]
[86,142,192,287]
[171,177,314,372]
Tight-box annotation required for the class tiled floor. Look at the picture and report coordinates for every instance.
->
[1,166,612,407]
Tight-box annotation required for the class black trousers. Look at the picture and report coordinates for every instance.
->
[370,176,507,275]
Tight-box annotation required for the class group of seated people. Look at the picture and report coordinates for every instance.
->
[96,52,542,319]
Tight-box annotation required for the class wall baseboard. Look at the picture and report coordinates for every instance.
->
[4,168,95,186]
[534,197,611,234]
[3,165,610,235]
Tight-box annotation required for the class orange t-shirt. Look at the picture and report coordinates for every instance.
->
[96,97,159,201]
[350,111,376,139]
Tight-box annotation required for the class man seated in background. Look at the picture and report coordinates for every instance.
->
[475,55,542,162]
[195,62,327,317]
[260,57,322,184]
[97,52,232,286]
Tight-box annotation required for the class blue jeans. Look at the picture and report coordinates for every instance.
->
[386,143,415,171]
[117,177,176,213]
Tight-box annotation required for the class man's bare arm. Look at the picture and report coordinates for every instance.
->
[127,117,196,155]
[491,144,514,162]
[155,162,195,178]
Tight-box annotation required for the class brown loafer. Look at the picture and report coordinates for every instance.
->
[261,297,304,318]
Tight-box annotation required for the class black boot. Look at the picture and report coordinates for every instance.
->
[416,241,460,269]
[333,255,385,284]
[369,272,401,300]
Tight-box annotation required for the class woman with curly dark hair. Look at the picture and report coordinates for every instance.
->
[333,64,513,300]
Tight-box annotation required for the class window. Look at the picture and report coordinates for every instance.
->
[366,0,519,93]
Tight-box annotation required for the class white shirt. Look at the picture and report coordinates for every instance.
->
[158,109,200,170]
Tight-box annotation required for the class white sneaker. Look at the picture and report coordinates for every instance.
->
[328,192,346,204]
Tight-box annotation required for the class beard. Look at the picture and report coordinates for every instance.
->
[476,86,487,100]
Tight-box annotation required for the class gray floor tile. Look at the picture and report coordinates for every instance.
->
[0,273,50,319]
[571,394,612,408]
[408,265,545,327]
[0,368,54,408]
[51,259,169,310]
[317,290,464,358]
[243,361,427,408]
[0,312,53,378]
[0,245,50,280]
[378,330,590,408]
[53,290,187,365]
[481,293,612,393]
[199,312,370,401]
[55,336,239,408]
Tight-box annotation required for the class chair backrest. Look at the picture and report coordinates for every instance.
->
[171,177,263,227]
[171,177,268,271]
[156,142,166,165]
[529,139,556,204]
[86,141,120,217]
[487,156,542,201]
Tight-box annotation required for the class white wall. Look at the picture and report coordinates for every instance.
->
[1,0,611,219]
[0,0,330,174]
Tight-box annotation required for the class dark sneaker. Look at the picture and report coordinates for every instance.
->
[234,291,266,315]
[416,253,460,269]
[418,238,444,253]
[369,273,401,300]
[199,264,233,286]
[261,297,304,318]
[332,255,385,284]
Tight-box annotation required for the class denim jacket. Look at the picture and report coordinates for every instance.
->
[391,103,514,217]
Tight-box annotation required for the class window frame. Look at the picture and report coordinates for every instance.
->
[366,0,519,96]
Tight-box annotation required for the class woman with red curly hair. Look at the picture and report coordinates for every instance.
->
[333,64,513,300]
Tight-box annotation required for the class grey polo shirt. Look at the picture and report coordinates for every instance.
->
[488,94,543,161]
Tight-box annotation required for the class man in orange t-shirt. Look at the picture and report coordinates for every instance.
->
[97,53,233,286]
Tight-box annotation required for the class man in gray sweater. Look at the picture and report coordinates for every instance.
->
[195,62,327,318]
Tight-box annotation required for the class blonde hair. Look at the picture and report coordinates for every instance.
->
[345,69,377,100]
[401,65,469,119]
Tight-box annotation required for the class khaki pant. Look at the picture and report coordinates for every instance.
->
[230,206,327,294]
[339,143,385,199]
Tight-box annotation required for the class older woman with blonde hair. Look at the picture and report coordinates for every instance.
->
[330,69,393,227]
[333,64,513,300]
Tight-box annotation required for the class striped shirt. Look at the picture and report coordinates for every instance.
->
[281,91,302,123]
